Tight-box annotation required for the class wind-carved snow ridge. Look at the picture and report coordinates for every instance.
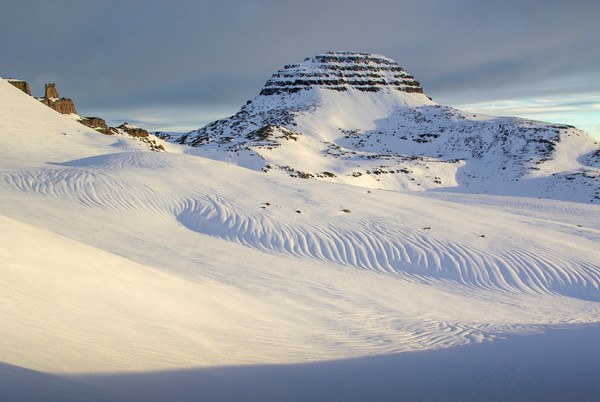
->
[5,162,598,301]
[0,154,173,216]
[1,169,163,214]
[54,150,173,170]
[177,194,600,301]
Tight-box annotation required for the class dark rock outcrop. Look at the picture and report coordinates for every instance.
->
[44,83,59,99]
[117,123,149,138]
[79,116,113,135]
[40,83,77,114]
[115,123,163,151]
[6,79,32,95]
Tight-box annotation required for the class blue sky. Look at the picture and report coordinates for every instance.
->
[1,0,599,138]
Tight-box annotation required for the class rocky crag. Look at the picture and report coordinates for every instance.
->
[79,116,111,134]
[39,83,77,114]
[116,122,164,151]
[3,79,164,151]
[167,51,600,202]
[6,79,32,96]
[117,122,149,138]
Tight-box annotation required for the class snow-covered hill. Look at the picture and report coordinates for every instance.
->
[1,73,600,401]
[170,52,600,202]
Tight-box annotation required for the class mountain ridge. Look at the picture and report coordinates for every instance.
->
[166,52,600,202]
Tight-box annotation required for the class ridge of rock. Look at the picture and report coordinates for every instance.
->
[79,116,111,134]
[6,79,32,96]
[2,78,164,152]
[40,83,77,115]
[117,122,149,138]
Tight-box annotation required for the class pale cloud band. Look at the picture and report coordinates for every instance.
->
[454,94,600,139]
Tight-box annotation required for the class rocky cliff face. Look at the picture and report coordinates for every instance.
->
[79,116,112,134]
[44,83,59,99]
[169,51,600,202]
[6,79,31,95]
[260,52,423,95]
[117,123,149,138]
[40,83,77,114]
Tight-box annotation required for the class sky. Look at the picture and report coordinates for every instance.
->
[1,0,599,138]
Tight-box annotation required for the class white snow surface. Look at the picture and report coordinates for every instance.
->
[2,77,600,401]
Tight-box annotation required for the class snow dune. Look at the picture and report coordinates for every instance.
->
[175,192,600,299]
[3,156,599,300]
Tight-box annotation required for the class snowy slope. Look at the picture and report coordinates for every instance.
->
[173,52,600,202]
[2,75,600,401]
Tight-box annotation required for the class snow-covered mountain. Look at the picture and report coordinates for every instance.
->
[169,52,600,202]
[2,69,600,401]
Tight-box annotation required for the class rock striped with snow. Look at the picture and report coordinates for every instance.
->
[260,51,423,95]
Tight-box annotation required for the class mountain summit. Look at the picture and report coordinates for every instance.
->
[169,52,600,202]
[259,51,423,95]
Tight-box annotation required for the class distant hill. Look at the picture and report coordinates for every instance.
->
[167,52,600,202]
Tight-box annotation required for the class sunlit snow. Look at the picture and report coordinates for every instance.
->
[1,77,600,401]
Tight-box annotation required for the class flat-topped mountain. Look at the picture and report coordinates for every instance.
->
[169,52,600,202]
[260,51,423,95]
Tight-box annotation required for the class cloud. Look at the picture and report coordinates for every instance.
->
[93,103,239,133]
[453,94,600,139]
[1,0,599,134]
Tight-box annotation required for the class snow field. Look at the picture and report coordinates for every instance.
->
[2,76,600,400]
[3,149,599,300]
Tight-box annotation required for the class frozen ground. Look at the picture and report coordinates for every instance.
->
[1,78,600,401]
